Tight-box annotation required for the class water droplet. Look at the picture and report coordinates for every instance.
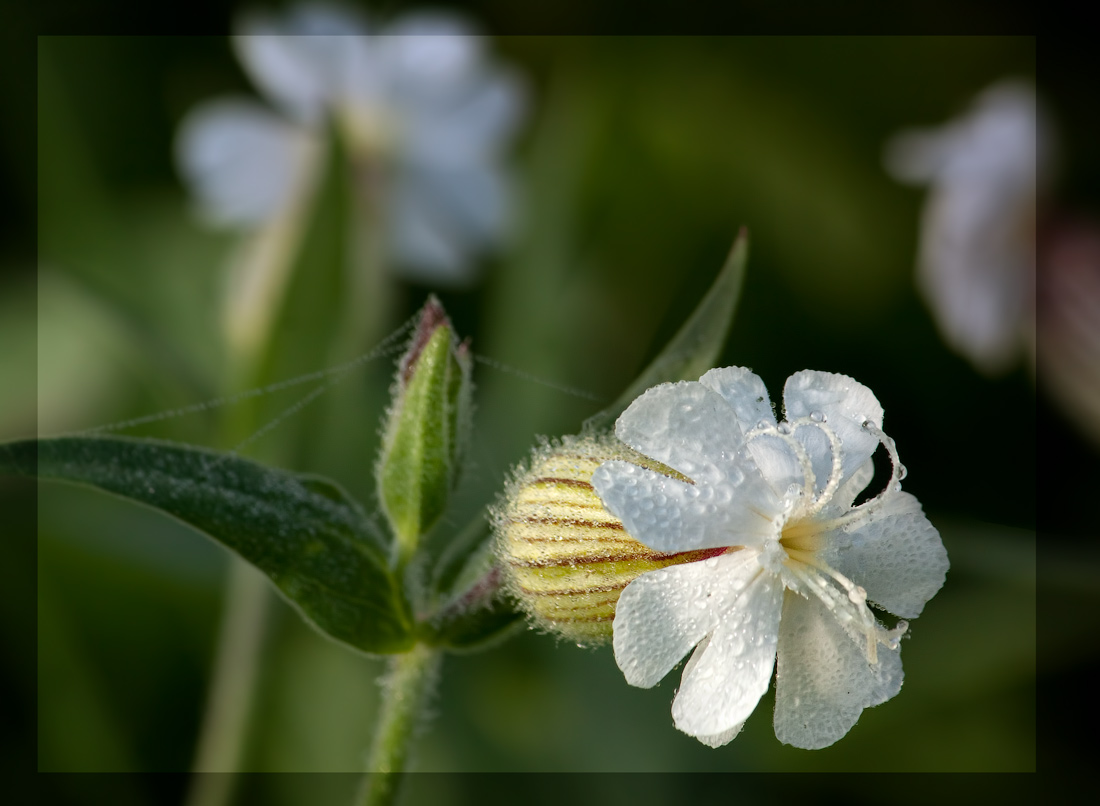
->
[893,482,902,492]
[810,410,826,422]
[704,557,719,569]
[777,422,792,435]
[897,463,908,480]
[756,395,764,403]
[756,419,771,431]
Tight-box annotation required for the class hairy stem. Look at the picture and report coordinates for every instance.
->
[357,643,443,806]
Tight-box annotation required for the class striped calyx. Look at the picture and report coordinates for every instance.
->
[494,434,724,645]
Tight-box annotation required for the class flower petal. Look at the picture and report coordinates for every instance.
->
[234,4,371,125]
[404,71,527,165]
[174,99,315,226]
[783,370,884,492]
[614,382,761,490]
[822,491,949,618]
[376,12,482,99]
[773,590,903,749]
[612,549,762,688]
[824,457,874,516]
[670,569,784,742]
[593,460,775,553]
[398,162,510,248]
[387,181,473,284]
[698,366,776,432]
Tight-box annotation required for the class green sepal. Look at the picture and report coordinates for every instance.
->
[425,535,524,653]
[4,435,415,654]
[583,229,749,433]
[376,297,473,567]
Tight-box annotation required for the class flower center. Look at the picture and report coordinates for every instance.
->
[745,416,910,664]
[338,103,401,161]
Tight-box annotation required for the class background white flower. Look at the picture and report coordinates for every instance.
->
[885,81,1047,375]
[175,2,525,285]
[591,367,949,749]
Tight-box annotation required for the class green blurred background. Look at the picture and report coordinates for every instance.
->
[8,22,1083,796]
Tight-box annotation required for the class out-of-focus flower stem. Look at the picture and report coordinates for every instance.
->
[184,560,270,806]
[357,643,443,806]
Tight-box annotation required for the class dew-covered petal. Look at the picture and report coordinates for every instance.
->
[823,457,875,517]
[698,366,775,432]
[593,461,775,554]
[234,4,371,125]
[821,491,949,619]
[175,99,315,226]
[612,549,762,688]
[773,590,903,749]
[674,635,748,746]
[696,368,800,500]
[783,370,884,491]
[670,570,784,741]
[615,382,750,484]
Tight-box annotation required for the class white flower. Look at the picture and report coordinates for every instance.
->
[885,81,1048,374]
[590,367,949,749]
[175,2,524,284]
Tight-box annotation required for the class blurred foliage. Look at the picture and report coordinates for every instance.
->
[9,25,1084,794]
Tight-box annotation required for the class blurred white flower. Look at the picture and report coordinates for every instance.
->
[1037,217,1100,447]
[591,367,948,749]
[886,81,1048,374]
[175,3,525,285]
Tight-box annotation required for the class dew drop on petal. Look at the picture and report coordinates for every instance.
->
[809,410,826,422]
[777,421,792,435]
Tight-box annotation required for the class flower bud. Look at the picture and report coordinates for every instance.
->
[494,434,722,645]
[377,296,473,567]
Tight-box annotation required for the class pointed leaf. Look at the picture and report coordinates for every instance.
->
[3,436,414,654]
[584,230,749,432]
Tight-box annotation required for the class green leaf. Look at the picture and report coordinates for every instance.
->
[3,436,414,654]
[583,229,749,433]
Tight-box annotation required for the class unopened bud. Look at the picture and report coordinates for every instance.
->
[494,434,720,645]
[377,296,473,567]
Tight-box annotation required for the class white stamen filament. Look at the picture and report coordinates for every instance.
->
[783,548,905,665]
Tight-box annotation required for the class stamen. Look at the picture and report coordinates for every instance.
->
[803,421,908,535]
[857,421,905,507]
[783,552,901,665]
[787,417,844,519]
[745,422,816,514]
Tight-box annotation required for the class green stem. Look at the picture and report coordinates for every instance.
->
[184,559,270,806]
[357,643,443,806]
